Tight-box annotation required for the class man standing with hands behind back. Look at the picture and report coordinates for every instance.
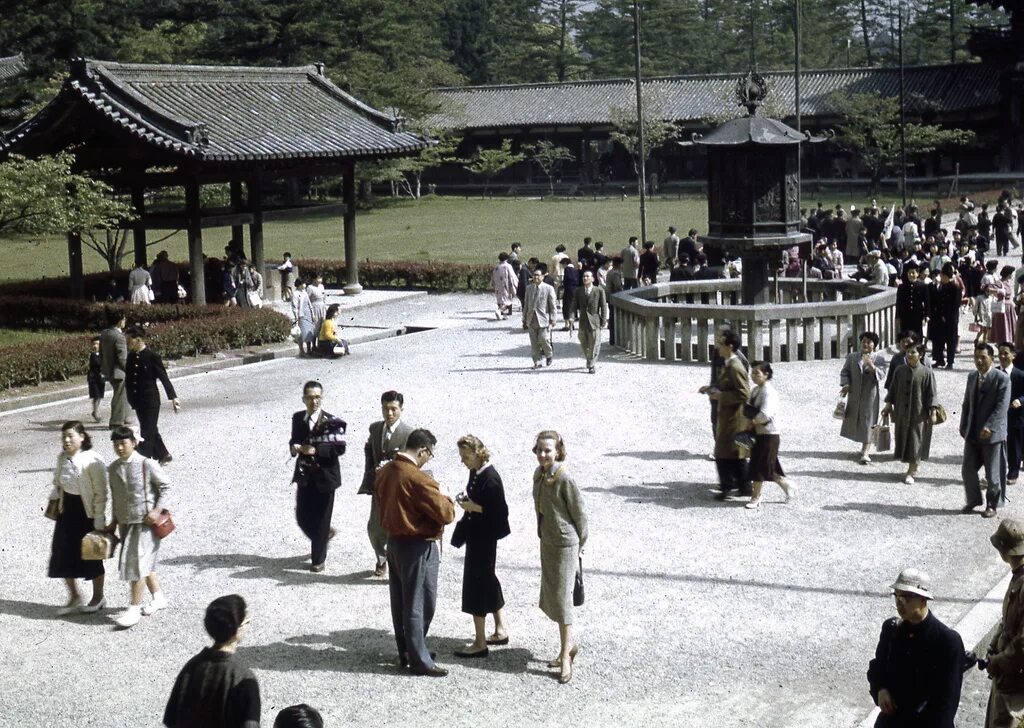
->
[376,429,455,677]
[523,268,557,370]
[289,381,346,573]
[100,309,132,429]
[569,270,607,374]
[961,344,1011,518]
[360,391,413,578]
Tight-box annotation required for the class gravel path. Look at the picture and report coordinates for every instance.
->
[0,291,1012,727]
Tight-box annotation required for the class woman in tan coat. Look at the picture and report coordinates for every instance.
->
[532,430,588,684]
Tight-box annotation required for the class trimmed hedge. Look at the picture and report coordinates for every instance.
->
[294,259,493,291]
[0,303,290,389]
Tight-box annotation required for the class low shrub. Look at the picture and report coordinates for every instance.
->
[0,306,290,389]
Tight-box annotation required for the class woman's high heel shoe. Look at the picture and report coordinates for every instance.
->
[547,643,578,669]
[558,656,573,684]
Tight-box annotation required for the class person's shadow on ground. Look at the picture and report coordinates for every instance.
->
[160,553,382,587]
[239,627,535,676]
[584,481,729,510]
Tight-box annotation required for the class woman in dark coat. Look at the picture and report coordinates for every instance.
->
[707,328,751,499]
[882,344,938,485]
[453,434,510,658]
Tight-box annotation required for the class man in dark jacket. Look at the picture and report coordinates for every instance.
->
[867,568,964,728]
[100,310,132,428]
[928,264,962,369]
[997,344,1024,485]
[895,264,929,338]
[289,380,346,572]
[125,325,180,464]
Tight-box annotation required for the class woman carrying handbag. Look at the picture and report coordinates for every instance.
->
[46,421,110,615]
[107,426,171,628]
[744,363,795,510]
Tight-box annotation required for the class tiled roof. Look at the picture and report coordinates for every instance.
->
[427,63,1000,130]
[2,59,428,163]
[0,54,26,82]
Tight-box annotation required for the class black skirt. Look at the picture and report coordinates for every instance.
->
[48,493,104,579]
[749,433,785,482]
[461,537,504,617]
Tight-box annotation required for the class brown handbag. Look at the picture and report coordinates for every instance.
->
[44,498,61,521]
[142,461,176,539]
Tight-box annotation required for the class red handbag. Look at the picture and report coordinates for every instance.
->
[142,461,176,539]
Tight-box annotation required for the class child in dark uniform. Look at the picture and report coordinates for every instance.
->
[87,336,104,422]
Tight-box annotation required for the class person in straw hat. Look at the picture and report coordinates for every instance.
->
[985,518,1024,726]
[866,567,964,727]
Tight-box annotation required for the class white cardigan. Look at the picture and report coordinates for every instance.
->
[48,449,109,530]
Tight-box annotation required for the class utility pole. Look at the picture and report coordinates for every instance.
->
[898,3,907,207]
[794,0,802,211]
[632,0,647,246]
[950,0,957,63]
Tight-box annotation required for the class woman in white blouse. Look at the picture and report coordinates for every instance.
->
[745,362,795,510]
[47,421,109,614]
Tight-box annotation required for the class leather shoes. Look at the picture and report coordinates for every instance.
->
[454,648,488,658]
[373,563,387,578]
[399,652,436,668]
[410,665,448,677]
[310,563,325,573]
[545,356,553,366]
[983,507,998,519]
[486,636,510,646]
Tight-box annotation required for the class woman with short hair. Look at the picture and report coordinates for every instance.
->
[840,331,888,464]
[882,344,938,484]
[47,420,109,614]
[316,304,350,358]
[453,434,510,658]
[745,362,794,509]
[532,430,588,684]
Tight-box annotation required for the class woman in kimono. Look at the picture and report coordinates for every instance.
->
[882,344,938,484]
[840,331,888,464]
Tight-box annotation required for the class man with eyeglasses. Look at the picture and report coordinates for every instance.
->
[289,380,346,573]
[866,568,964,727]
[375,428,455,677]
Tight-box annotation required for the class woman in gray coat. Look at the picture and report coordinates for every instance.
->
[840,331,888,464]
[882,344,938,484]
[532,430,588,684]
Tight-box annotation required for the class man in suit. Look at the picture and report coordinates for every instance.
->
[998,344,1024,485]
[523,268,557,369]
[360,390,414,577]
[867,568,965,728]
[100,309,132,429]
[375,429,455,677]
[568,270,607,374]
[124,326,180,465]
[961,343,1012,518]
[289,380,346,572]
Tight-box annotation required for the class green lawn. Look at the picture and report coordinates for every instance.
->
[0,329,66,346]
[2,196,707,282]
[0,188,998,283]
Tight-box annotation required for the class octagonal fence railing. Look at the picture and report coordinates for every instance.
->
[609,279,897,363]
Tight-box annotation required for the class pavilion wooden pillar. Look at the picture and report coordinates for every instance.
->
[247,177,265,275]
[185,179,206,305]
[230,179,245,256]
[132,186,148,268]
[67,232,84,299]
[342,161,362,294]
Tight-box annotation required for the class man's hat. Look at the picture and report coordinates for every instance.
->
[890,568,933,600]
[991,518,1024,556]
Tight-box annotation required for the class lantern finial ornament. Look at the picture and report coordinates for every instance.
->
[736,71,768,116]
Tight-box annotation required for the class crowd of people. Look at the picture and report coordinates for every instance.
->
[41,191,1024,724]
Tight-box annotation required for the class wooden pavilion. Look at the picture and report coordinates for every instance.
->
[0,59,429,302]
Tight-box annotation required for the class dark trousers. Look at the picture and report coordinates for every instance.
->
[134,401,169,461]
[1009,425,1024,481]
[715,457,749,493]
[931,326,958,366]
[295,486,335,566]
[963,439,1007,509]
[387,537,440,671]
[608,306,616,345]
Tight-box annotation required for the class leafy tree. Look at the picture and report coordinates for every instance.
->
[403,128,462,198]
[609,87,679,193]
[462,139,526,194]
[831,91,976,195]
[0,153,136,269]
[525,140,575,194]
